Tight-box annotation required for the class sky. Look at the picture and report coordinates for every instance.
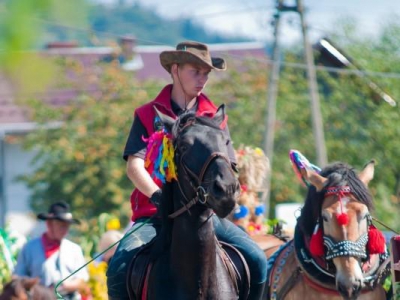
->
[95,0,400,44]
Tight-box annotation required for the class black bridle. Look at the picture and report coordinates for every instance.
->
[168,120,235,219]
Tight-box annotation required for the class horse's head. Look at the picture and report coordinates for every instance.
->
[299,161,386,300]
[0,277,40,300]
[156,104,240,218]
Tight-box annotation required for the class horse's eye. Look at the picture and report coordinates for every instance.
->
[180,144,188,152]
[322,215,328,222]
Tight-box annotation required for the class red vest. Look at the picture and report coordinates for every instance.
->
[130,84,226,221]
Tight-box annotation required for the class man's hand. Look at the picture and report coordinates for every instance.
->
[150,189,162,207]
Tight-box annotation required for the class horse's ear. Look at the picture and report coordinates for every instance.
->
[214,104,226,127]
[300,167,327,191]
[358,160,375,186]
[22,277,39,289]
[154,106,175,132]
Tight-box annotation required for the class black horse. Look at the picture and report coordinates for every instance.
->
[127,105,247,300]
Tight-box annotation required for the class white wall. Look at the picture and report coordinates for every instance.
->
[4,142,38,236]
[275,203,302,232]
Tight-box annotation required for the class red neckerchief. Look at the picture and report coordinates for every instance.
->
[41,233,61,259]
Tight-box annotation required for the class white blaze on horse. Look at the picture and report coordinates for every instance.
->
[267,160,391,300]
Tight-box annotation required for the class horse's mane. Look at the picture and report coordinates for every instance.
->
[297,162,374,237]
[149,181,173,260]
[171,111,223,139]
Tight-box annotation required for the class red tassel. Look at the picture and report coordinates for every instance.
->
[367,225,386,254]
[310,225,324,256]
[336,213,349,226]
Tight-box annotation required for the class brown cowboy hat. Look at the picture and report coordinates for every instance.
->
[37,201,80,224]
[159,41,226,73]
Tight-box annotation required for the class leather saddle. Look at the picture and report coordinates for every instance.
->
[126,240,250,300]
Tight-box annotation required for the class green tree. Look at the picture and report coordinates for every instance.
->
[18,59,164,225]
[208,23,400,232]
[18,20,400,235]
[0,0,86,93]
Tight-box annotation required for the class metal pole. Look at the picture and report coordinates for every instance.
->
[297,0,328,166]
[0,132,6,228]
[262,0,283,217]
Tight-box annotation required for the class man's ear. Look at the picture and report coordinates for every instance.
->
[170,63,179,76]
[154,106,175,132]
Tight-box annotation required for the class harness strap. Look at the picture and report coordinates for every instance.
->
[168,197,198,219]
[217,240,240,295]
[198,152,231,183]
[364,256,391,290]
[276,267,302,300]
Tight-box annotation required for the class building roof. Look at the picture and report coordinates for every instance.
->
[0,42,267,128]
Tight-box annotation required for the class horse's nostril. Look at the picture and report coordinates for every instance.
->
[213,180,225,194]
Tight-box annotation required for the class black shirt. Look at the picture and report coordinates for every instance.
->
[123,99,237,163]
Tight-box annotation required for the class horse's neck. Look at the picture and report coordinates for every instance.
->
[170,199,221,291]
[171,206,217,260]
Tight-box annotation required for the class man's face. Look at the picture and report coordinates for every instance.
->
[46,219,70,241]
[175,63,212,98]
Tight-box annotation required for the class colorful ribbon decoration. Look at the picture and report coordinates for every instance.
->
[289,149,321,187]
[143,129,177,186]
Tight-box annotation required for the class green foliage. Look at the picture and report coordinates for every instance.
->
[0,227,24,292]
[18,59,164,226]
[0,0,86,97]
[209,24,400,233]
[15,20,400,238]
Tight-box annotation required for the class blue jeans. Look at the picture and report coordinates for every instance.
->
[107,218,160,299]
[213,216,268,285]
[106,216,268,299]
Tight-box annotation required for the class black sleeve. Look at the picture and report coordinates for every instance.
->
[123,116,148,161]
[223,124,237,164]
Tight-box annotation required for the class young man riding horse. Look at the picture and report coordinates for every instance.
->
[106,41,268,299]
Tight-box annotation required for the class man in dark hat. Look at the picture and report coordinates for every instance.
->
[14,201,89,300]
[106,41,268,299]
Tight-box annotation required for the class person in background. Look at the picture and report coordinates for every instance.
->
[96,230,123,265]
[106,40,268,299]
[14,201,89,300]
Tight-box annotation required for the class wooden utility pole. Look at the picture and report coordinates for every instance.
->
[262,0,327,216]
[298,0,327,167]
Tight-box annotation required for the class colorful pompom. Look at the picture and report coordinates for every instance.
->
[254,204,265,216]
[336,213,349,226]
[233,205,249,219]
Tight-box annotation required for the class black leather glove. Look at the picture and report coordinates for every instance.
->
[150,189,162,208]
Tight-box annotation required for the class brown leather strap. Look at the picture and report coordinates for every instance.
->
[276,267,302,300]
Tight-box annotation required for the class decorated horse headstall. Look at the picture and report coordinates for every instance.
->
[289,150,386,260]
[144,115,233,218]
[308,185,385,260]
